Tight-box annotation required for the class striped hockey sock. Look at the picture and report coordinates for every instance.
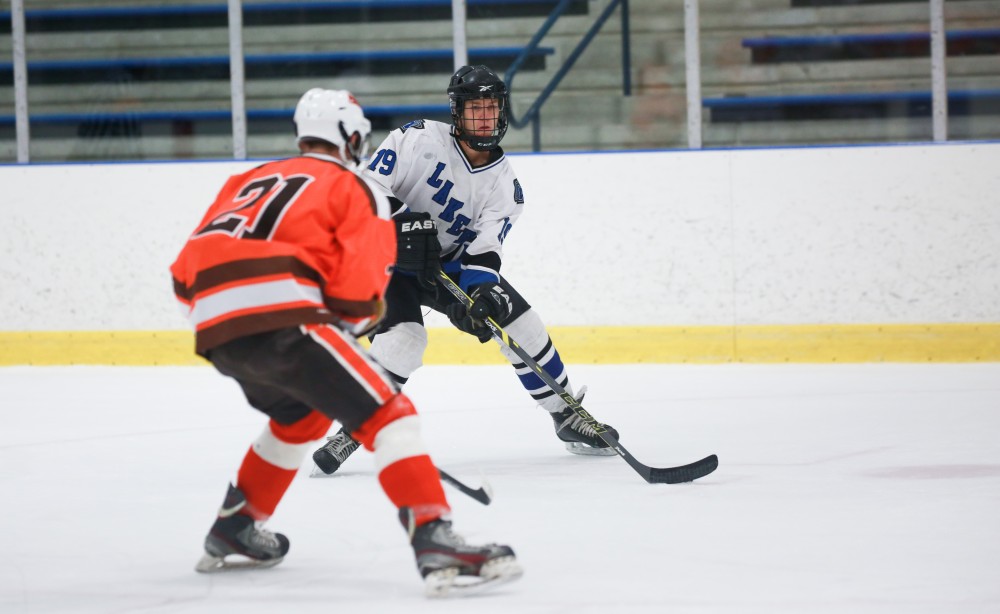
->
[512,336,570,411]
[353,395,450,526]
[236,410,332,520]
[499,310,574,412]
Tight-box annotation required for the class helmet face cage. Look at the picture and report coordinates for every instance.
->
[448,65,509,151]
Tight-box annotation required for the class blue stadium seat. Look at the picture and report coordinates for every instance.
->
[0,1,588,32]
[0,47,555,85]
[791,0,979,7]
[0,105,453,138]
[702,90,1000,122]
[742,29,1000,63]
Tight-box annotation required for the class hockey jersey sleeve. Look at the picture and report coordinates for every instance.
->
[361,128,411,201]
[320,172,395,334]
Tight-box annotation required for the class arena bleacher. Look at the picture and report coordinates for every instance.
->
[0,0,998,160]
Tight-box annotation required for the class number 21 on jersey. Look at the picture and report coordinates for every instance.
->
[195,174,314,240]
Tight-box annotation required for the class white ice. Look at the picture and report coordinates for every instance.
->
[1,363,999,613]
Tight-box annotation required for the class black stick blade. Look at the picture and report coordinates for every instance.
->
[439,469,493,505]
[647,454,719,484]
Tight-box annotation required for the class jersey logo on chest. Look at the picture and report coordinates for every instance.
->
[426,162,466,222]
[426,162,476,249]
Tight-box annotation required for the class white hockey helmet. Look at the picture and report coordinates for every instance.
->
[293,88,371,166]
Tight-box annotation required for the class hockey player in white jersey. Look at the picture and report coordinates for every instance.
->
[313,65,619,475]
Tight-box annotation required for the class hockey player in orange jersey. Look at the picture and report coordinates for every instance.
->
[171,88,521,597]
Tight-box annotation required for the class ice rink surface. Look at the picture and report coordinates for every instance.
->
[1,363,999,613]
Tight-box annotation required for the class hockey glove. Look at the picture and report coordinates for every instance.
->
[468,284,513,322]
[445,302,492,343]
[393,211,441,290]
[445,283,513,344]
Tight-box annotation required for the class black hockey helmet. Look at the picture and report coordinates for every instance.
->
[447,64,509,151]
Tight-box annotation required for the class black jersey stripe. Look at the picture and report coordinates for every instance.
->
[179,255,323,300]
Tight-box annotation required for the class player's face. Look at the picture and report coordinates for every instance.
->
[461,97,500,137]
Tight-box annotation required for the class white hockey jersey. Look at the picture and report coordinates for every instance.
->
[362,119,525,291]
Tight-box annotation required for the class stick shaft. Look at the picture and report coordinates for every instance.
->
[436,271,655,481]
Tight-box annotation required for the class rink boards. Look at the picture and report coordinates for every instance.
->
[2,142,998,365]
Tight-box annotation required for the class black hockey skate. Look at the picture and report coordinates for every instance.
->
[312,426,360,475]
[401,508,522,598]
[549,387,619,456]
[195,483,289,573]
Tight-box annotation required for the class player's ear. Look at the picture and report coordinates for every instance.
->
[348,131,362,151]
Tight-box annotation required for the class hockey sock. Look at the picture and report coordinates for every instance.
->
[379,453,450,526]
[236,410,332,520]
[353,395,450,526]
[501,310,572,412]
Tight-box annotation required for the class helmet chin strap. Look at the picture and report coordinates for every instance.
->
[339,121,366,166]
[461,135,495,152]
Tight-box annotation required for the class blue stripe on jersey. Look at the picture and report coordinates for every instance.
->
[441,260,463,275]
[459,268,499,292]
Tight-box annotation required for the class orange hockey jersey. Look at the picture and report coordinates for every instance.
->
[171,153,395,355]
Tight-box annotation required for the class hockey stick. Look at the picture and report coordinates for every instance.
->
[436,270,718,485]
[439,469,493,505]
[311,462,492,505]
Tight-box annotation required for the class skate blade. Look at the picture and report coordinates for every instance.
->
[423,556,523,598]
[308,463,337,478]
[195,552,284,573]
[564,442,617,456]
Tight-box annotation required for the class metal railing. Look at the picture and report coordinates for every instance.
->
[505,0,631,152]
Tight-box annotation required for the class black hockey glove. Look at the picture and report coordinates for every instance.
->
[445,283,513,344]
[468,283,513,322]
[393,211,441,290]
[445,302,492,343]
